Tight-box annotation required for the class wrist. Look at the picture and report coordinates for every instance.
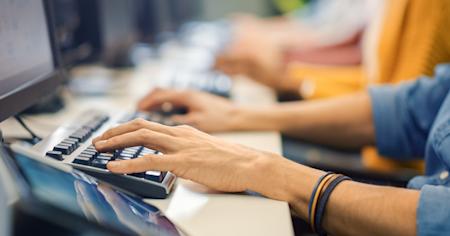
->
[248,153,323,219]
[229,106,284,131]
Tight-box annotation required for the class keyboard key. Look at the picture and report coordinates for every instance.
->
[144,171,164,182]
[60,143,75,154]
[69,134,83,142]
[97,153,113,161]
[122,150,137,157]
[53,144,71,155]
[79,153,94,159]
[73,156,90,165]
[161,119,178,126]
[113,149,122,158]
[91,159,109,169]
[127,146,142,151]
[62,140,79,149]
[101,153,114,158]
[85,146,97,152]
[83,122,100,131]
[60,141,78,151]
[130,172,145,178]
[46,151,63,160]
[71,128,92,142]
[82,150,98,156]
[64,137,80,144]
[141,148,156,155]
[120,153,135,159]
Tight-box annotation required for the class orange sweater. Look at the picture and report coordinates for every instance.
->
[287,0,450,172]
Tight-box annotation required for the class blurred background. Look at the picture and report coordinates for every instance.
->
[43,0,444,188]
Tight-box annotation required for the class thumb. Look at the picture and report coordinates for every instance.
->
[137,90,188,111]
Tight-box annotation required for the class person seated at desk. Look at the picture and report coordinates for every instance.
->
[217,0,450,174]
[222,0,376,70]
[217,0,450,98]
[93,64,450,235]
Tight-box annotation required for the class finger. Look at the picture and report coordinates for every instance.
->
[215,59,242,75]
[137,87,166,111]
[170,114,197,126]
[92,119,171,144]
[137,89,190,111]
[94,128,178,153]
[107,154,175,174]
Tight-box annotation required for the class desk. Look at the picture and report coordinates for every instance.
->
[0,63,293,236]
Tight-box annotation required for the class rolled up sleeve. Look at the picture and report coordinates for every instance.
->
[368,64,450,159]
[418,185,450,235]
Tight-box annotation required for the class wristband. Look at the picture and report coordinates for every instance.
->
[314,175,352,235]
[308,172,334,230]
[308,172,333,221]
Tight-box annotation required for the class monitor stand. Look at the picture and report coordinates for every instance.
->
[21,91,64,115]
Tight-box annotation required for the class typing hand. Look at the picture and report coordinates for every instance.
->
[92,119,282,193]
[215,49,285,90]
[137,88,239,132]
[214,17,287,91]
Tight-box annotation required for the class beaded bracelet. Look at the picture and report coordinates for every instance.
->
[314,175,352,236]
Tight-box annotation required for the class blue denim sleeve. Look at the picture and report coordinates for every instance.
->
[418,185,450,236]
[368,64,450,159]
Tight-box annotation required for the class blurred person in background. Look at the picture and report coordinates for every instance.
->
[216,0,450,99]
[216,0,379,93]
[213,0,450,173]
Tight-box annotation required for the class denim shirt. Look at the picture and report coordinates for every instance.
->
[369,64,450,236]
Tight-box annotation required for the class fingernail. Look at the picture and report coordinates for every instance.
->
[107,161,120,169]
[92,137,99,144]
[95,140,107,148]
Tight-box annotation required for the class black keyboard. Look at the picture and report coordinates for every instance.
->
[37,110,177,199]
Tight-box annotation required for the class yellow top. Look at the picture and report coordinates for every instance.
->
[289,0,450,99]
[287,0,450,172]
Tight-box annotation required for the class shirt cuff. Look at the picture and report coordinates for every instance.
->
[418,185,450,235]
[368,86,402,157]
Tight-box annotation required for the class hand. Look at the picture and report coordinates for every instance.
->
[92,119,284,194]
[137,88,239,133]
[215,16,290,91]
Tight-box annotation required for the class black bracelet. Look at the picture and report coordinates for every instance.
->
[308,172,333,224]
[314,175,352,236]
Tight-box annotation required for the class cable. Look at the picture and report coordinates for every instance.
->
[14,115,42,144]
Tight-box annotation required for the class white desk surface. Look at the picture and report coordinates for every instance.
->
[0,63,293,236]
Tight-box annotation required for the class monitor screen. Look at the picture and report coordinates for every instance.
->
[0,0,61,122]
[52,0,139,68]
[0,0,54,99]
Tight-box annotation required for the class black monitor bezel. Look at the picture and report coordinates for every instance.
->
[0,0,64,123]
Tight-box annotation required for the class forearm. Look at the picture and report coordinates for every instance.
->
[232,92,375,149]
[252,158,419,236]
[322,181,418,236]
[267,20,359,51]
[264,21,325,50]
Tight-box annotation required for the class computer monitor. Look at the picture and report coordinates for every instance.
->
[51,0,139,68]
[0,0,63,123]
[135,0,201,44]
